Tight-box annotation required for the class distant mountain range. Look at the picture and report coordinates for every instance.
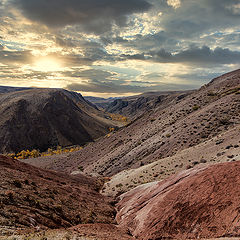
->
[105,90,193,118]
[84,96,119,109]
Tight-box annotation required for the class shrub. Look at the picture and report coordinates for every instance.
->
[219,117,231,125]
[108,113,128,123]
[13,180,22,188]
[78,166,84,172]
[7,146,83,160]
[192,105,200,111]
[207,91,217,96]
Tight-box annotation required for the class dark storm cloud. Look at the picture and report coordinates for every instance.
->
[159,0,240,38]
[154,46,240,65]
[12,0,152,34]
[122,46,240,66]
[173,46,240,65]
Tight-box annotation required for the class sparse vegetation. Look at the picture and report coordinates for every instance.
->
[78,166,84,172]
[109,127,115,132]
[207,91,217,96]
[108,113,128,123]
[6,145,83,160]
[192,104,200,111]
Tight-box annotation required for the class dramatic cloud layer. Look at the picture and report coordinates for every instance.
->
[122,46,240,66]
[0,0,239,96]
[13,0,151,33]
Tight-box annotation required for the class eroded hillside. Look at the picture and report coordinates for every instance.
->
[0,155,115,236]
[25,70,240,179]
[0,88,117,153]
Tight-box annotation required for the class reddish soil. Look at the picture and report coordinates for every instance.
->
[0,155,116,235]
[70,223,135,239]
[116,160,240,239]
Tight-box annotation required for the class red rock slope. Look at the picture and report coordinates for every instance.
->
[116,160,240,239]
[0,155,115,234]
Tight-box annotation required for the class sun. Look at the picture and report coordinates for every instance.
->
[32,57,62,72]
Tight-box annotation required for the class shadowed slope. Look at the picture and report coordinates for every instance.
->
[0,88,115,153]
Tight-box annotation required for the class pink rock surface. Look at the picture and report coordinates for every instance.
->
[116,161,240,239]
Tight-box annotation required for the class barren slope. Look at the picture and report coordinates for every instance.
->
[0,88,116,153]
[102,125,240,197]
[25,69,240,177]
[0,155,115,236]
[106,91,191,118]
[116,160,240,239]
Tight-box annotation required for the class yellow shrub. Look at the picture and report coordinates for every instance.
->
[6,146,83,160]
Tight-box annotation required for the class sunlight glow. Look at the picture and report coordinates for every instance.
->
[32,57,62,72]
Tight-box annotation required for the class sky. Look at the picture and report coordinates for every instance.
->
[0,0,240,97]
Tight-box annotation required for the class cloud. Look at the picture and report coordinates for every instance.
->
[0,47,32,64]
[173,46,240,65]
[63,69,116,80]
[158,0,240,38]
[167,0,181,9]
[0,0,240,96]
[65,68,197,94]
[66,80,195,94]
[123,46,240,66]
[12,0,152,34]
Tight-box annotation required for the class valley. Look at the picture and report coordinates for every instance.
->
[0,69,240,239]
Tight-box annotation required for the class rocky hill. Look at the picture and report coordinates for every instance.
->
[116,160,240,239]
[0,155,116,236]
[0,88,116,153]
[1,69,240,240]
[106,91,191,118]
[25,69,240,179]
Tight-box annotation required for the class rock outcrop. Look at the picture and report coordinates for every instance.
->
[0,155,115,233]
[116,160,240,239]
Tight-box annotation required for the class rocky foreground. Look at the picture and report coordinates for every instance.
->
[0,155,116,234]
[116,160,240,239]
[2,156,240,239]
